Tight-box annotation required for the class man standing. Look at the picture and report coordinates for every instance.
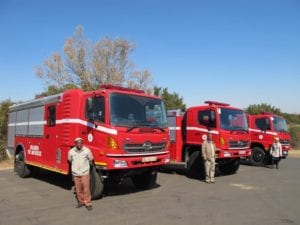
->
[201,133,216,183]
[270,137,282,169]
[68,137,94,211]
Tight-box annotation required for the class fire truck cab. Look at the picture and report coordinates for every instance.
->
[167,101,251,178]
[248,112,291,166]
[7,85,170,198]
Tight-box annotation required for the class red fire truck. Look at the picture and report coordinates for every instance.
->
[7,85,170,198]
[248,112,291,166]
[167,101,251,178]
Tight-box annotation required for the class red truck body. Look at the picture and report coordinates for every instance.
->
[7,85,170,197]
[248,112,291,166]
[167,101,251,177]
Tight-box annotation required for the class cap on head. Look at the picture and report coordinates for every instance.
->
[274,137,279,141]
[74,137,83,143]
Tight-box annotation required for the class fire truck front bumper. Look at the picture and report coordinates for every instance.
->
[100,151,170,170]
[216,148,252,159]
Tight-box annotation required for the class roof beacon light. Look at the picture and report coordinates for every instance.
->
[204,101,230,107]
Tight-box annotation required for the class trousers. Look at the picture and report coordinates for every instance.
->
[205,158,215,182]
[73,175,92,206]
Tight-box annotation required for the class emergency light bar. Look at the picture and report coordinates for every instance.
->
[100,84,145,94]
[204,101,230,107]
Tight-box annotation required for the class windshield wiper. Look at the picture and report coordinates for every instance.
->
[127,126,139,132]
[230,127,249,133]
[150,126,166,132]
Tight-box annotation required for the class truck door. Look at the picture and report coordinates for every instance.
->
[43,104,58,168]
[190,109,217,144]
[254,117,272,149]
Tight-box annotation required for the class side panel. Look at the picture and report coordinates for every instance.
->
[167,114,183,162]
[16,109,28,135]
[28,106,44,136]
[7,111,16,153]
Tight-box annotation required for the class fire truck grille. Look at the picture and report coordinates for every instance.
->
[229,140,249,148]
[123,142,166,153]
[280,139,290,145]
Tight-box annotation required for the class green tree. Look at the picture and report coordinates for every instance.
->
[35,84,78,98]
[154,86,186,111]
[0,99,13,160]
[36,26,153,94]
[245,103,281,115]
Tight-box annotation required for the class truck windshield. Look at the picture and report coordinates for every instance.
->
[109,93,167,128]
[273,116,288,132]
[219,108,248,131]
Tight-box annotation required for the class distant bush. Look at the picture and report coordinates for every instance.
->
[289,126,300,149]
[0,139,8,161]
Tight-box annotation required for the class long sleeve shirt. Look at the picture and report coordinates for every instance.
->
[202,140,216,160]
[270,142,282,158]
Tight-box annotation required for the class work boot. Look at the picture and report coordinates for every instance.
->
[76,203,84,208]
[86,205,93,211]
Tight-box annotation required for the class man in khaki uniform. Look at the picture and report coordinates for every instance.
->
[68,137,94,211]
[201,133,216,183]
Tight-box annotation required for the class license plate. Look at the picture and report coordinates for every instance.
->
[239,150,246,155]
[142,156,157,162]
[283,151,288,155]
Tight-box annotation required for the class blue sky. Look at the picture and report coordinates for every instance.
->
[0,0,300,113]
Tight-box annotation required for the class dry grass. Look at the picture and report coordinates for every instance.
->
[0,159,13,170]
[289,150,300,158]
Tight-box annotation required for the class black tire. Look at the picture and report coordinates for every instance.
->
[132,170,157,190]
[186,151,205,179]
[219,159,240,175]
[249,147,266,166]
[15,151,31,178]
[90,164,104,200]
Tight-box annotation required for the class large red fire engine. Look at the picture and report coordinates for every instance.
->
[167,101,251,178]
[248,112,291,166]
[7,85,170,198]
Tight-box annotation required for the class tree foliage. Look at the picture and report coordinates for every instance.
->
[153,86,186,111]
[0,99,13,160]
[245,103,300,125]
[36,26,153,96]
[245,103,281,115]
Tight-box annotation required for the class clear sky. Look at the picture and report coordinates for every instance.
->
[0,0,300,113]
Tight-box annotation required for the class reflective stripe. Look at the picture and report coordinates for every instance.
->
[8,121,46,126]
[249,128,277,136]
[8,118,118,135]
[168,126,181,131]
[186,126,219,134]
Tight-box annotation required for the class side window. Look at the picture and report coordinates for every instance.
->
[47,105,56,127]
[255,118,270,131]
[198,110,216,128]
[85,96,105,123]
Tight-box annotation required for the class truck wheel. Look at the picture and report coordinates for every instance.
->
[249,147,266,166]
[186,151,205,179]
[15,151,31,178]
[90,164,104,200]
[132,170,157,190]
[219,159,240,175]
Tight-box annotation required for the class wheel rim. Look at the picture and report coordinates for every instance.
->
[252,150,264,163]
[16,153,24,171]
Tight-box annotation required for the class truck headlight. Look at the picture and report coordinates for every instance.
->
[224,151,231,157]
[114,160,128,168]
